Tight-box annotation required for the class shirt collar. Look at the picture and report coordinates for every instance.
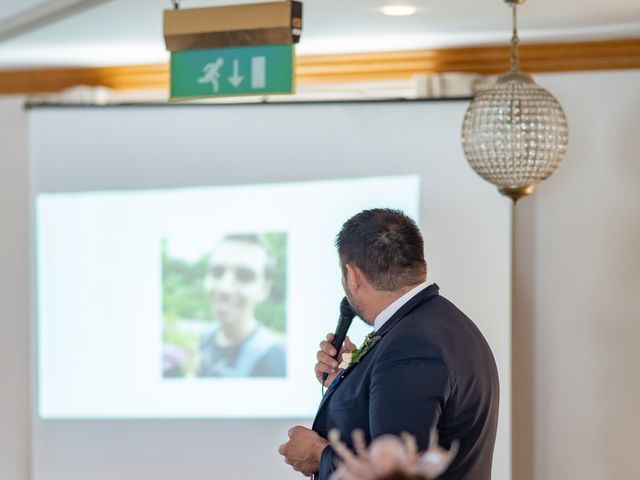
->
[373,281,430,332]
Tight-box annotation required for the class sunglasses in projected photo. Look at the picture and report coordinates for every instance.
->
[209,265,258,283]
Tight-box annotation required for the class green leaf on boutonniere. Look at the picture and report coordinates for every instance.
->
[338,332,381,369]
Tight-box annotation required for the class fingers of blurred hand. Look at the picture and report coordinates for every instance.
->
[319,338,337,357]
[315,332,342,386]
[314,361,337,386]
[314,356,338,379]
[316,348,338,368]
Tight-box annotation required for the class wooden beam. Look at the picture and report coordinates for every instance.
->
[1,37,639,94]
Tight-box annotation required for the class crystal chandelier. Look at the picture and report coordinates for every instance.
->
[461,0,569,202]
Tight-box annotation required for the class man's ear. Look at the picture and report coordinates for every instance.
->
[345,263,364,292]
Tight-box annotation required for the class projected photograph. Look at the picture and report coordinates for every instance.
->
[37,175,418,418]
[162,232,287,379]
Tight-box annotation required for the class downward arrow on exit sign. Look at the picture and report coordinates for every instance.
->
[228,60,244,88]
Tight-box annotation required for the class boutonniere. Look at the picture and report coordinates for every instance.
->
[338,332,382,369]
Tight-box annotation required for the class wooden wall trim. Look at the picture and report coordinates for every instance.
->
[1,37,639,94]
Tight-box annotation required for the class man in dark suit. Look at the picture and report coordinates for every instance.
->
[279,209,499,479]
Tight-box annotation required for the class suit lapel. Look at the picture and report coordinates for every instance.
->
[314,284,440,417]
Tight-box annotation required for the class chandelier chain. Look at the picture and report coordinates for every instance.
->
[510,4,520,72]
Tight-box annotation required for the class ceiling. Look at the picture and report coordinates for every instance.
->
[0,0,639,68]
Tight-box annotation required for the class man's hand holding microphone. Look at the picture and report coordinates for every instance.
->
[315,332,357,387]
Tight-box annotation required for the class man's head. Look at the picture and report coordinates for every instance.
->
[205,234,274,326]
[336,209,426,319]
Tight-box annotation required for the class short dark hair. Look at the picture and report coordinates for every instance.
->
[218,233,275,280]
[335,209,426,291]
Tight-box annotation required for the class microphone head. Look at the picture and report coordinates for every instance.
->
[340,296,356,319]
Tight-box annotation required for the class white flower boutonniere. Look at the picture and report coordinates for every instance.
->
[338,352,353,369]
[337,332,382,370]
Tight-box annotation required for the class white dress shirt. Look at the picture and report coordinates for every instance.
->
[373,281,430,332]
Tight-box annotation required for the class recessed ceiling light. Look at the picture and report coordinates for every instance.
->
[381,5,417,16]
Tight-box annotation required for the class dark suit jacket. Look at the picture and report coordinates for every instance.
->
[312,284,499,480]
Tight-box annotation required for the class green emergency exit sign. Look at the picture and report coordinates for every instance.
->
[170,43,294,100]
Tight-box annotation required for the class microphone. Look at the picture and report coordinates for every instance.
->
[322,297,356,385]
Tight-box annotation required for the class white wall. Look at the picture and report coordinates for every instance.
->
[513,70,640,480]
[0,96,30,480]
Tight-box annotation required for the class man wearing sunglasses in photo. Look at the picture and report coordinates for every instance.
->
[197,234,286,378]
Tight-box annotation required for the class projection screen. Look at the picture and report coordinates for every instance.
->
[30,100,511,480]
